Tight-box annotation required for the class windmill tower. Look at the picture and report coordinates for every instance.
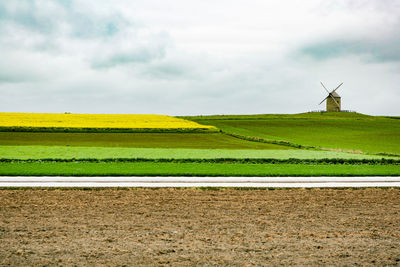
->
[319,82,343,112]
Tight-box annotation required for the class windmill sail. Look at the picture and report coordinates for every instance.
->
[320,82,330,94]
[331,82,343,94]
[319,96,329,105]
[318,82,343,111]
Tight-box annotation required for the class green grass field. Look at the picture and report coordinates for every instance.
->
[0,162,398,176]
[0,146,392,160]
[0,132,288,149]
[184,113,400,155]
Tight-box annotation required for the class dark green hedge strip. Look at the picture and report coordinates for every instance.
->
[376,152,400,157]
[221,131,314,149]
[1,158,399,165]
[2,174,400,177]
[0,127,218,133]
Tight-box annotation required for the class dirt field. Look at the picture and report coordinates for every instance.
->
[1,188,400,266]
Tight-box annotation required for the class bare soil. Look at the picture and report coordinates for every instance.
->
[1,188,400,266]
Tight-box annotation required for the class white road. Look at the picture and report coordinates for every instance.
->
[1,176,400,187]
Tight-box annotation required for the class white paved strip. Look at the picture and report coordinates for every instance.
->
[0,176,400,187]
[0,182,399,187]
[1,176,400,182]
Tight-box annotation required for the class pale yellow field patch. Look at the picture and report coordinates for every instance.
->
[0,113,215,129]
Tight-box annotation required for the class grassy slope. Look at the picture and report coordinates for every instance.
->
[0,132,288,150]
[0,145,392,160]
[0,162,399,176]
[184,113,400,155]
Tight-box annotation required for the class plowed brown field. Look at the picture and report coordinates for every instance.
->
[1,188,400,266]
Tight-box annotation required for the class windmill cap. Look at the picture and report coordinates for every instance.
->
[331,91,340,97]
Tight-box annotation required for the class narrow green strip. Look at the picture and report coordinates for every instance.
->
[0,162,399,176]
[0,146,394,160]
[1,158,399,165]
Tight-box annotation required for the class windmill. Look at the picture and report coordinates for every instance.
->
[319,82,343,112]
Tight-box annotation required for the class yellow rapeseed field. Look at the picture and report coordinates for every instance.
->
[0,113,215,129]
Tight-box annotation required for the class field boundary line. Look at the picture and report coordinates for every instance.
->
[220,131,309,149]
[220,131,395,156]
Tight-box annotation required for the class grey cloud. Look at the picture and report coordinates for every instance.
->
[92,47,166,69]
[0,1,128,40]
[0,73,29,84]
[69,13,127,39]
[298,0,400,63]
[143,63,188,79]
[299,38,400,62]
[0,1,63,34]
[90,30,173,69]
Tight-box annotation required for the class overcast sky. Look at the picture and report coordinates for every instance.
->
[0,0,399,115]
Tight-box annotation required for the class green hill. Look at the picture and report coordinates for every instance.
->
[183,112,400,155]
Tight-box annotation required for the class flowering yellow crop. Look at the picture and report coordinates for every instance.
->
[0,113,216,129]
